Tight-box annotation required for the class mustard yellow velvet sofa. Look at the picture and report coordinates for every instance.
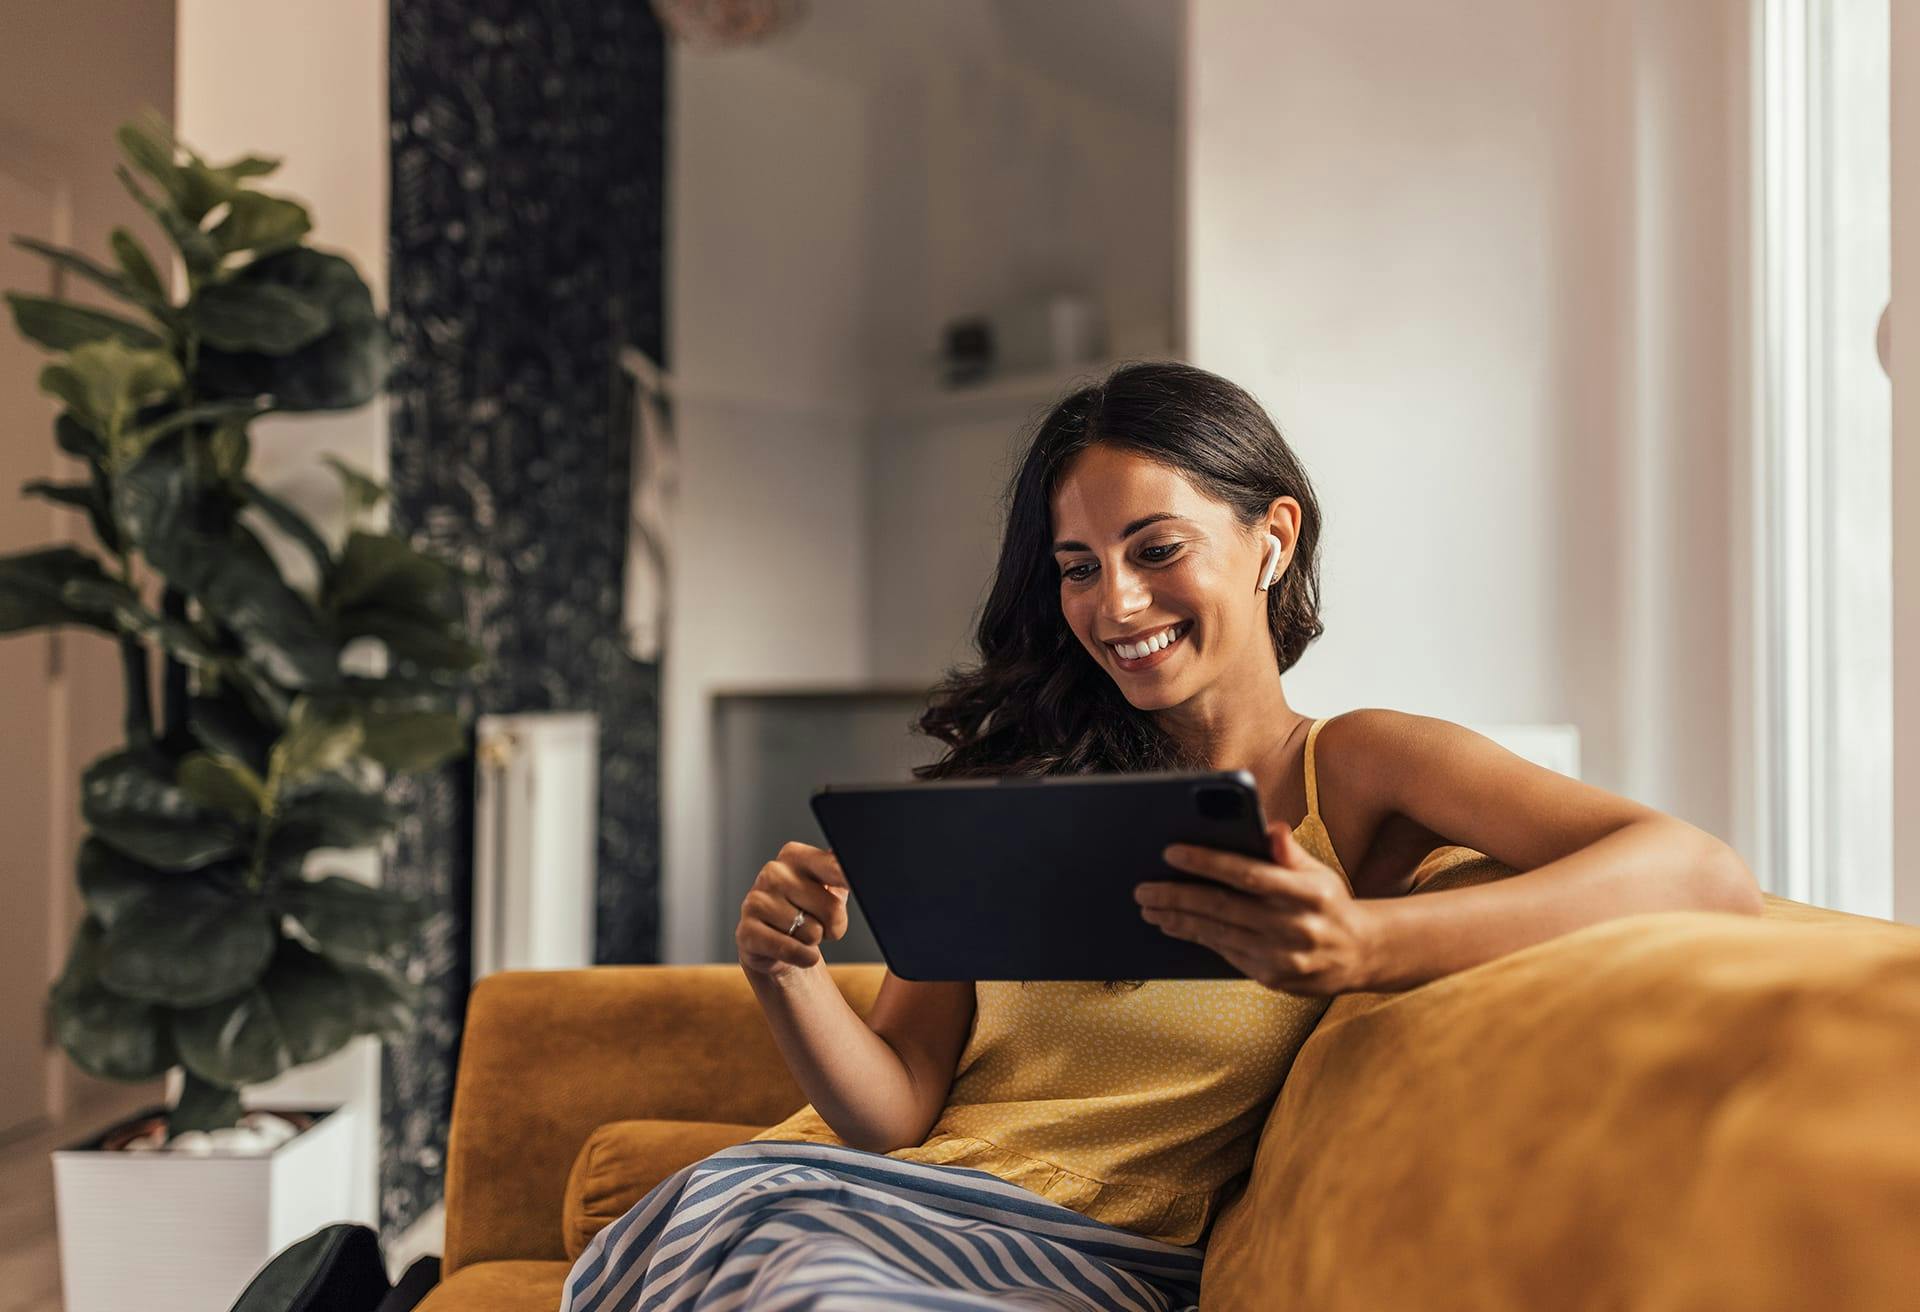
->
[416,849,1920,1311]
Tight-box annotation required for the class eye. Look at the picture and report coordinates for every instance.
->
[1059,542,1182,582]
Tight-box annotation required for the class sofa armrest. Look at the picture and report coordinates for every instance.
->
[1200,852,1920,1311]
[442,961,885,1273]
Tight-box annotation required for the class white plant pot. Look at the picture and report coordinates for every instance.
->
[52,1103,358,1312]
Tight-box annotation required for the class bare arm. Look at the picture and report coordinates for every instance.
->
[1348,710,1762,990]
[1138,710,1762,996]
[739,841,975,1152]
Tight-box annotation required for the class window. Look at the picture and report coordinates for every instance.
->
[1752,0,1892,915]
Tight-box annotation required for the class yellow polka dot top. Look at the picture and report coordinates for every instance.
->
[749,717,1352,1248]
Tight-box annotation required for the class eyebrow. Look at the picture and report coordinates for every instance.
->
[1051,512,1184,555]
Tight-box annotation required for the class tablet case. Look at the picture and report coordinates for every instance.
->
[810,770,1274,980]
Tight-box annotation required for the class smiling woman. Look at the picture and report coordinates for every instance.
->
[909,358,1761,980]
[573,359,1764,1308]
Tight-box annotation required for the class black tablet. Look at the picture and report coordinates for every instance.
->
[810,770,1274,981]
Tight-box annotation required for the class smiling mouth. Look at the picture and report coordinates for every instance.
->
[1107,620,1193,668]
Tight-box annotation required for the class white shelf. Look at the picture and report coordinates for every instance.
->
[873,357,1168,426]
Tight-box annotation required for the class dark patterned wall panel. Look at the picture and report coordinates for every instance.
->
[382,0,667,1242]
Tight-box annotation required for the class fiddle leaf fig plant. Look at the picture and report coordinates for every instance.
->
[3,110,484,1138]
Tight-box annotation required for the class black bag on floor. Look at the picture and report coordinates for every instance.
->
[227,1223,441,1312]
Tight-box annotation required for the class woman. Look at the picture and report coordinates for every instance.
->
[561,361,1762,1311]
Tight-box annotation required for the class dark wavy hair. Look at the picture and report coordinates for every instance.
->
[907,359,1326,988]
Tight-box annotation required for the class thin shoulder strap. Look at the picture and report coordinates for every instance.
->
[1303,716,1326,820]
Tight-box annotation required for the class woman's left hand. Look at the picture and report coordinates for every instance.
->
[1136,821,1382,995]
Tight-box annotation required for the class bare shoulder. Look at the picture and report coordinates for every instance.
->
[1315,707,1534,787]
[1310,707,1442,809]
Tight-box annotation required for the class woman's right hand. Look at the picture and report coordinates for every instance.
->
[737,840,852,979]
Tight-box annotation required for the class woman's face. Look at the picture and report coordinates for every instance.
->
[1049,444,1293,709]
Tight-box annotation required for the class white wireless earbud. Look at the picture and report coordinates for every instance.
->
[1258,534,1284,591]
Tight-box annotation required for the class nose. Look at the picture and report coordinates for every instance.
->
[1097,560,1152,626]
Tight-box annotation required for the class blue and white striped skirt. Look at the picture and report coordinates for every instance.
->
[559,1140,1207,1311]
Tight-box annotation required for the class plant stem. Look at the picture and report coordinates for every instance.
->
[169,1068,242,1137]
[159,586,191,753]
[115,553,154,749]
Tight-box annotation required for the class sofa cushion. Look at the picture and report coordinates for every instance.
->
[562,1119,769,1259]
[1201,882,1920,1311]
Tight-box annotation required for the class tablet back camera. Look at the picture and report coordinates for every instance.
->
[1193,785,1246,821]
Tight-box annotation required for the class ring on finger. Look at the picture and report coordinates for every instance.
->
[786,908,808,937]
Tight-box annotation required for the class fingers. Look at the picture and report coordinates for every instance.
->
[1161,843,1332,907]
[1138,905,1268,959]
[757,855,851,941]
[777,840,851,893]
[1143,907,1326,993]
[736,908,823,971]
[1271,822,1321,872]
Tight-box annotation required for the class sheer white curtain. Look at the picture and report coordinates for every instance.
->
[1752,0,1892,915]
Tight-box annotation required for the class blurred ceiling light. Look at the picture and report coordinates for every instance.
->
[650,0,809,45]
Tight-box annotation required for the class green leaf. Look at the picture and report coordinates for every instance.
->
[99,876,273,1007]
[115,435,340,688]
[274,873,422,968]
[225,658,294,728]
[340,671,462,713]
[259,941,359,1064]
[115,163,219,278]
[47,916,176,1082]
[210,153,282,184]
[6,292,164,352]
[171,939,360,1086]
[178,750,270,820]
[339,958,421,1038]
[183,692,272,773]
[326,531,458,614]
[0,547,120,634]
[116,118,187,212]
[81,746,248,870]
[243,481,332,582]
[20,475,119,550]
[76,836,176,930]
[111,227,169,305]
[335,604,483,671]
[108,427,195,555]
[271,695,364,784]
[38,338,183,459]
[21,477,95,512]
[60,577,224,669]
[168,1070,243,1137]
[56,412,107,463]
[322,454,388,519]
[189,280,330,355]
[357,708,466,773]
[194,248,387,412]
[209,191,312,258]
[10,235,165,315]
[207,415,251,484]
[268,777,399,856]
[122,398,268,466]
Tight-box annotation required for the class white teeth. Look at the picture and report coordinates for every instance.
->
[1113,623,1185,660]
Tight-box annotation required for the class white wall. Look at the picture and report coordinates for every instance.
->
[1184,0,1747,845]
[174,0,390,1231]
[661,47,873,962]
[662,22,1182,961]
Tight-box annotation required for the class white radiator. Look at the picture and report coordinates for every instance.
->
[472,711,600,980]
